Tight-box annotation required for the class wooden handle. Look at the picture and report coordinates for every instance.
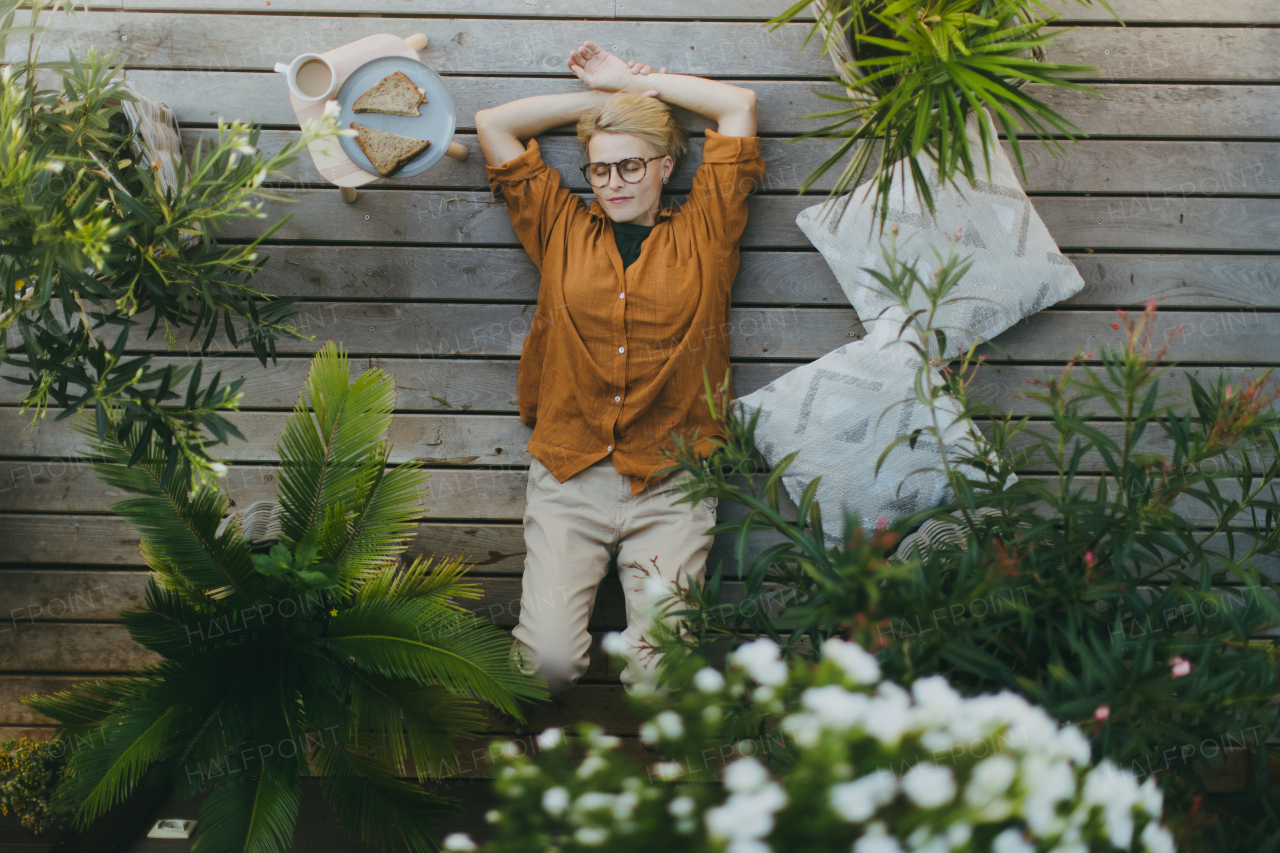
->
[340,186,358,204]
[405,33,428,51]
[445,140,468,161]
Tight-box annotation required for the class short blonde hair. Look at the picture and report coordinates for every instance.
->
[577,93,689,162]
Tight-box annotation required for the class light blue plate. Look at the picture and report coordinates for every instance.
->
[336,55,456,178]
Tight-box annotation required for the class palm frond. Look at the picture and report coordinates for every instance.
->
[317,743,456,853]
[354,554,483,607]
[21,677,140,731]
[53,698,181,826]
[76,417,258,603]
[341,667,486,781]
[328,457,428,592]
[324,599,547,716]
[194,751,301,853]
[276,341,398,544]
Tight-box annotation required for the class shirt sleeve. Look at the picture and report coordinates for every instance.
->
[486,139,586,270]
[678,129,766,249]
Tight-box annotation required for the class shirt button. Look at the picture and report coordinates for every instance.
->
[618,292,625,299]
[618,346,625,354]
[613,395,621,402]
[606,445,613,451]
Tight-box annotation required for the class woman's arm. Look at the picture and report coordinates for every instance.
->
[567,42,758,137]
[475,90,609,168]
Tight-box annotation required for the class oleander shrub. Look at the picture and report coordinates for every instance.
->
[1,0,348,486]
[656,236,1280,851]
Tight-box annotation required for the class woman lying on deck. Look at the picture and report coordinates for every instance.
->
[476,41,761,697]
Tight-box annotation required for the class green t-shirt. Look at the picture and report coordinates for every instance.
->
[611,220,655,269]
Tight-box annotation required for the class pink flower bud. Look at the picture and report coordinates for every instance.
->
[1084,551,1095,568]
[1170,656,1191,678]
[1094,705,1110,721]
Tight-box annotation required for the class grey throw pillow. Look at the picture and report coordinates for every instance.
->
[795,110,1085,357]
[735,337,995,546]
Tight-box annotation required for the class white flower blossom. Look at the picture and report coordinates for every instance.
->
[694,667,725,693]
[654,710,684,739]
[945,822,971,848]
[574,827,608,846]
[964,756,1017,807]
[209,461,229,475]
[1020,759,1075,836]
[323,98,340,119]
[1137,776,1163,817]
[992,828,1034,853]
[541,787,569,816]
[724,757,769,793]
[854,823,906,853]
[651,762,684,781]
[668,795,696,818]
[639,722,659,744]
[801,684,868,731]
[442,833,476,852]
[537,727,563,751]
[727,841,771,853]
[1141,821,1176,853]
[601,632,627,655]
[575,792,614,812]
[705,781,786,845]
[829,770,896,822]
[731,638,788,686]
[576,756,608,778]
[901,762,955,809]
[823,637,882,684]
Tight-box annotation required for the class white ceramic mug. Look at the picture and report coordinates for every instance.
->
[273,53,338,101]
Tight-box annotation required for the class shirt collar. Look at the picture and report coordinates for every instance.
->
[588,198,675,223]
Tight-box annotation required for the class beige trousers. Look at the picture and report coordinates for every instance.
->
[513,457,718,696]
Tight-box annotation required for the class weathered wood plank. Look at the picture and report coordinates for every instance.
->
[1044,26,1280,82]
[109,0,1280,24]
[9,354,1264,420]
[126,71,1280,139]
[0,623,158,672]
[89,306,1280,363]
[0,401,1272,515]
[214,191,1280,252]
[0,621,611,679]
[15,246,1257,314]
[229,130,1280,196]
[0,570,634,630]
[121,0,612,15]
[0,673,642,737]
[38,14,1280,82]
[40,14,828,76]
[123,72,843,134]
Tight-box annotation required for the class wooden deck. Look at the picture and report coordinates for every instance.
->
[1,0,1278,846]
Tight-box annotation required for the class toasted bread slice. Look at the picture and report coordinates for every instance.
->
[351,123,431,177]
[352,71,427,116]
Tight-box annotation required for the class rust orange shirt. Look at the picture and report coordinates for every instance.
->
[486,129,765,494]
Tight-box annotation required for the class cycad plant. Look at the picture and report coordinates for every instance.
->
[24,342,545,853]
[771,0,1116,223]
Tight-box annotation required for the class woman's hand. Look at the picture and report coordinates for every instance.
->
[567,42,641,93]
[626,59,667,98]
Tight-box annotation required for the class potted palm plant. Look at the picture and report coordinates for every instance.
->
[23,342,546,853]
[771,0,1117,222]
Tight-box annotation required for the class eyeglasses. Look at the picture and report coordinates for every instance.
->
[580,156,664,188]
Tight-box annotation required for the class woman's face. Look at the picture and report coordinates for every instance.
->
[586,132,673,227]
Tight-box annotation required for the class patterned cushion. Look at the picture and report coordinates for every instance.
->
[736,337,993,546]
[795,110,1085,358]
